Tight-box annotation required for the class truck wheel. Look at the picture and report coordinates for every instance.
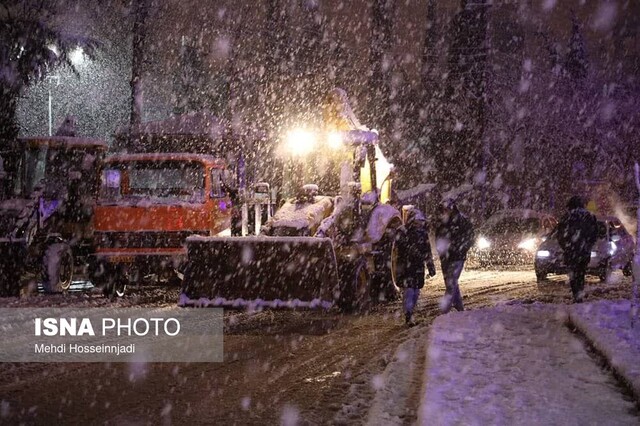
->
[371,229,400,302]
[623,261,633,277]
[102,279,126,298]
[114,281,126,297]
[535,270,547,282]
[42,243,74,293]
[99,266,127,298]
[337,259,371,313]
[167,270,183,287]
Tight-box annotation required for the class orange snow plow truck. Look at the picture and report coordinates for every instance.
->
[179,89,405,311]
[89,115,235,297]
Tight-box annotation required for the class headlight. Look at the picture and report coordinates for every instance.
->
[591,251,598,258]
[536,250,550,258]
[476,237,491,249]
[285,129,317,156]
[609,242,617,255]
[518,238,537,251]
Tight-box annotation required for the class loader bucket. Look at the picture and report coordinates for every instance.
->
[179,236,340,309]
[0,242,26,297]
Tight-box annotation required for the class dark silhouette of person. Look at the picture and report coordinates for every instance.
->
[434,199,474,313]
[557,195,598,302]
[396,206,436,326]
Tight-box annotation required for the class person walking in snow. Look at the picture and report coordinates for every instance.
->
[434,199,474,313]
[396,206,437,326]
[557,195,598,303]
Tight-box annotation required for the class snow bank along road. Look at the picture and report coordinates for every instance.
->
[0,269,635,424]
[420,305,638,425]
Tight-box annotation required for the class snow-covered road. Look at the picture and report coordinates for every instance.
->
[0,268,635,424]
[420,305,638,425]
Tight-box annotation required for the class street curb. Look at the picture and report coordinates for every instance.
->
[568,302,640,405]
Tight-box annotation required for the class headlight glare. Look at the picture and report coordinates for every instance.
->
[518,238,537,251]
[285,128,317,156]
[476,237,491,249]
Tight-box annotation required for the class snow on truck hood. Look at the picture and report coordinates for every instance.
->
[267,196,334,230]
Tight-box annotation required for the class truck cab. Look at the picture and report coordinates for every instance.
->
[90,153,231,296]
[0,136,107,296]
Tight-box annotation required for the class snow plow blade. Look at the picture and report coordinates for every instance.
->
[179,236,340,309]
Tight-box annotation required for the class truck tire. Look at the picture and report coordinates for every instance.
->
[623,261,633,277]
[94,264,127,298]
[42,243,74,293]
[371,228,400,302]
[102,280,127,298]
[102,274,127,298]
[337,258,371,313]
[535,270,547,282]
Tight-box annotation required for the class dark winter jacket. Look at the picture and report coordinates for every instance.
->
[435,210,475,263]
[396,219,435,289]
[557,207,598,265]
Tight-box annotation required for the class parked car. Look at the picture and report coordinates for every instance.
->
[534,216,635,282]
[468,209,557,267]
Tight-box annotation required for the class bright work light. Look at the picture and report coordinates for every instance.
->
[285,129,317,156]
[327,132,343,149]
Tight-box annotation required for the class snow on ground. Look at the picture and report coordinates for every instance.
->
[364,327,428,425]
[418,304,638,425]
[570,300,640,401]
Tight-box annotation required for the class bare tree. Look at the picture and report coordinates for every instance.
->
[368,0,395,136]
[130,0,149,127]
[0,0,95,143]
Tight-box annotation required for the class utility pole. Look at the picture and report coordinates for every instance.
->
[45,75,60,136]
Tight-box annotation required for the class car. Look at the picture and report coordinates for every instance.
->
[534,216,635,282]
[468,209,557,267]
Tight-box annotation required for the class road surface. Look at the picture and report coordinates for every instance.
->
[0,268,634,424]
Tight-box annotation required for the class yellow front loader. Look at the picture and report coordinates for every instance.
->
[179,89,403,311]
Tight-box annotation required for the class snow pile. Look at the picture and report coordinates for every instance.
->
[569,300,640,401]
[316,195,350,237]
[419,304,638,425]
[366,203,401,243]
[267,196,333,231]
